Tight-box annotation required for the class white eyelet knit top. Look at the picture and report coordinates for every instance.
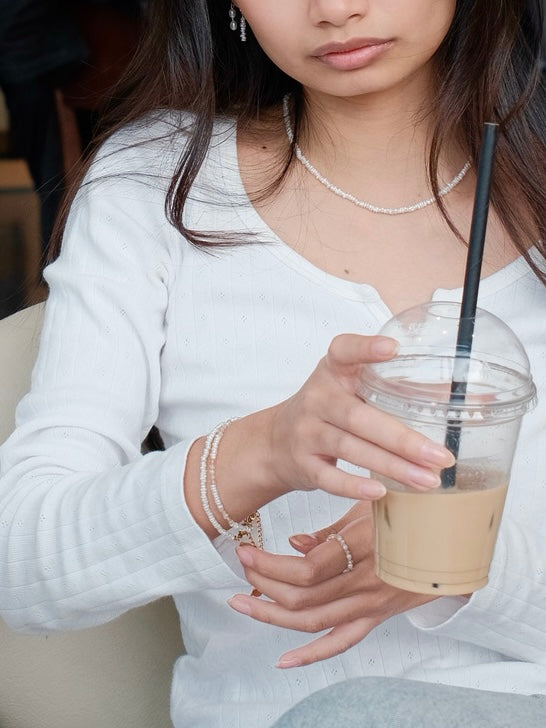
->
[1,113,546,727]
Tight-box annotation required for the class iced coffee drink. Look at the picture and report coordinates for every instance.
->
[358,302,536,596]
[372,469,507,595]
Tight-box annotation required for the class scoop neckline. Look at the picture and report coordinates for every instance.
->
[220,118,536,313]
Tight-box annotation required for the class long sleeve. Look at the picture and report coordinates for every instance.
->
[408,512,546,664]
[0,142,241,634]
[406,331,546,666]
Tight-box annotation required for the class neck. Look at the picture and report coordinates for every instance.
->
[305,93,428,155]
[297,81,463,198]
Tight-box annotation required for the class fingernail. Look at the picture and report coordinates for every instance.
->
[407,465,441,488]
[289,533,319,550]
[276,655,302,669]
[371,337,399,357]
[359,481,387,499]
[420,442,455,467]
[228,596,252,616]
[236,545,254,566]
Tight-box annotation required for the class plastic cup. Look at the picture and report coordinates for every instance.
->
[358,301,536,595]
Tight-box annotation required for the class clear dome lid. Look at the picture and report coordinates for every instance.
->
[358,301,537,424]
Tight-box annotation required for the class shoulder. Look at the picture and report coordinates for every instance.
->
[87,110,237,186]
[67,109,238,224]
[59,111,240,273]
[87,110,196,186]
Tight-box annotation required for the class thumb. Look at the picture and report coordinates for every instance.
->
[289,502,371,553]
[288,533,320,554]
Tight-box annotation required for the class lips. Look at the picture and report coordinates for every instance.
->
[313,37,394,71]
[313,37,391,56]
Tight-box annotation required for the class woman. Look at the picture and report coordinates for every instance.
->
[1,1,545,726]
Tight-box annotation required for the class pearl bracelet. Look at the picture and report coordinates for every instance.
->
[199,418,263,549]
[209,422,246,530]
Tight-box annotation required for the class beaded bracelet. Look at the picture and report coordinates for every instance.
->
[199,418,263,549]
[209,422,245,530]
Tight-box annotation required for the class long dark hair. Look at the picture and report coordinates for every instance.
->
[50,0,546,282]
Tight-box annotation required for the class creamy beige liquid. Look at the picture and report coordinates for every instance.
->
[372,480,508,595]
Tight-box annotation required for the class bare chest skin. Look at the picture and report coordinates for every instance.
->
[237,133,520,316]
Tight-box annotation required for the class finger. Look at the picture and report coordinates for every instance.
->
[326,334,399,370]
[290,502,371,552]
[276,617,380,668]
[304,457,387,499]
[289,533,319,554]
[229,563,434,628]
[239,563,368,610]
[236,543,347,587]
[243,522,373,606]
[320,392,454,470]
[315,422,443,491]
[237,529,368,587]
[227,591,364,634]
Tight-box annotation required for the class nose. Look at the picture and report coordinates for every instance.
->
[309,0,368,27]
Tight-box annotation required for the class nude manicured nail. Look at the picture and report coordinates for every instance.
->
[360,482,387,499]
[420,442,455,467]
[236,545,254,566]
[276,656,302,669]
[372,337,399,357]
[407,465,441,488]
[227,596,252,616]
[289,534,319,550]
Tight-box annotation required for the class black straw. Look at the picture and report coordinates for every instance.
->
[441,123,499,488]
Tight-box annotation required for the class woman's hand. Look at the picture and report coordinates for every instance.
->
[228,502,437,667]
[267,333,454,500]
[185,333,455,541]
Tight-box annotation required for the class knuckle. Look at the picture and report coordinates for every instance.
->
[255,607,274,626]
[334,430,353,457]
[299,560,320,586]
[396,427,417,456]
[327,335,345,361]
[297,388,321,420]
[282,590,308,611]
[335,638,355,656]
[313,465,335,494]
[304,614,329,634]
[344,403,364,435]
[300,551,329,585]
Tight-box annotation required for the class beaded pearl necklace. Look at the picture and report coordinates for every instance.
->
[281,95,471,216]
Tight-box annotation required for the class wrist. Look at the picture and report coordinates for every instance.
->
[183,409,290,540]
[218,408,291,506]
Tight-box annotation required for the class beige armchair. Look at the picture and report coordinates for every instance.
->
[0,304,184,728]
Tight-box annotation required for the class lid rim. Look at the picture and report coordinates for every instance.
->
[357,382,537,423]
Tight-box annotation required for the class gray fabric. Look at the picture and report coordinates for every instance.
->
[273,677,546,728]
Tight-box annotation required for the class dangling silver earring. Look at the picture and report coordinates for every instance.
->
[228,3,247,43]
[228,3,237,32]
